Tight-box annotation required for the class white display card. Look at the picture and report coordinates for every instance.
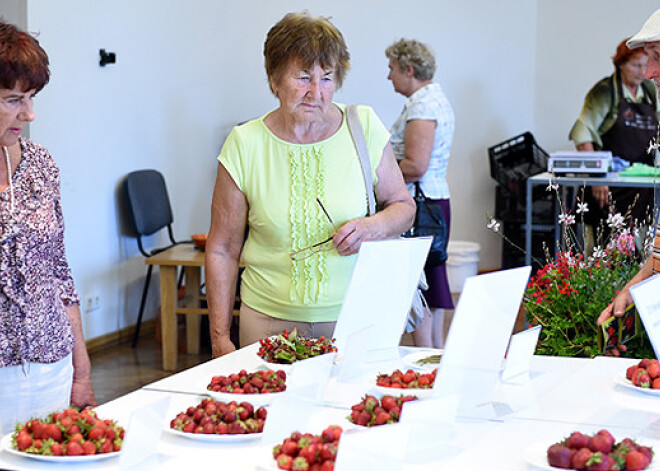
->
[433,266,531,412]
[119,396,170,469]
[630,274,660,359]
[334,423,410,471]
[333,237,431,361]
[501,325,541,382]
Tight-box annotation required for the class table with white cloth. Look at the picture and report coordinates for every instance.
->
[1,343,660,470]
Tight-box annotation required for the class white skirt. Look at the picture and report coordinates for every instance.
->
[0,354,73,434]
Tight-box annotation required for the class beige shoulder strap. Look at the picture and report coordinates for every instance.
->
[346,104,376,216]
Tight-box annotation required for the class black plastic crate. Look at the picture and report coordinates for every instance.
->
[489,132,549,186]
[501,221,555,270]
[495,184,555,224]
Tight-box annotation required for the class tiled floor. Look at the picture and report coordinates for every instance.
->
[89,335,212,405]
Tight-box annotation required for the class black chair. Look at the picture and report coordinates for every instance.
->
[123,170,187,348]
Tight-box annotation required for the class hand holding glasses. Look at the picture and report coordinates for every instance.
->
[290,199,337,261]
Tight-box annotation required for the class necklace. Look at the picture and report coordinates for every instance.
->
[3,146,14,213]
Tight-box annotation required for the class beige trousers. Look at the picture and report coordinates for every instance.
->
[239,303,336,348]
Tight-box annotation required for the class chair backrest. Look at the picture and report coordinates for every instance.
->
[124,170,174,238]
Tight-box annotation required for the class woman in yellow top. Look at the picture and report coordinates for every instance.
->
[206,12,415,357]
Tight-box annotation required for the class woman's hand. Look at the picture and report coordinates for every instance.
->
[332,217,376,256]
[70,377,98,409]
[592,185,610,208]
[597,288,633,325]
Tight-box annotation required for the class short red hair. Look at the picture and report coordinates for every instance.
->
[0,20,49,92]
[612,37,646,69]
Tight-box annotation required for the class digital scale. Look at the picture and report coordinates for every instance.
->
[547,151,613,176]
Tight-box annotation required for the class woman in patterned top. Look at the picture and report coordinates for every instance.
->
[0,20,96,432]
[206,12,415,357]
[386,38,456,349]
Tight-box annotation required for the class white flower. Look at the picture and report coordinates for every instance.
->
[487,218,501,233]
[647,139,658,155]
[546,180,559,192]
[558,213,575,225]
[576,202,589,214]
[592,246,604,258]
[606,213,625,228]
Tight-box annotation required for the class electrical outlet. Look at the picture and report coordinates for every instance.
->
[85,295,101,313]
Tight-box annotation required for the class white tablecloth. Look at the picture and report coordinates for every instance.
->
[1,346,659,470]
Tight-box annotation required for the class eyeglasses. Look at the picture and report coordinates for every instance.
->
[290,199,337,261]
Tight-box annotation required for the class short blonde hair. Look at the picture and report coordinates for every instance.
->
[385,38,435,81]
[264,12,350,93]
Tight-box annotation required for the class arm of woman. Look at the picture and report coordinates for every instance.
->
[66,304,97,408]
[206,164,247,358]
[397,119,436,183]
[334,142,415,256]
[597,257,653,325]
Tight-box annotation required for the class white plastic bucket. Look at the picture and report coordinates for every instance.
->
[446,241,480,293]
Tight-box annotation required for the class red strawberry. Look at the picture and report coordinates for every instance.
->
[570,447,592,470]
[50,442,63,456]
[648,363,660,379]
[292,456,310,471]
[567,431,590,449]
[586,452,617,470]
[281,438,299,456]
[627,366,638,380]
[374,412,391,425]
[637,445,653,461]
[87,426,104,441]
[626,450,651,470]
[277,454,294,470]
[66,441,83,456]
[320,461,334,471]
[588,434,612,453]
[82,441,96,455]
[15,431,33,451]
[547,443,572,468]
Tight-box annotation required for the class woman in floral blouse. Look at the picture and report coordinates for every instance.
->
[0,20,96,433]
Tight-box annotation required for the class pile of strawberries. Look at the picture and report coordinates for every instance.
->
[11,408,124,457]
[206,369,287,394]
[547,429,653,470]
[626,358,660,389]
[170,398,266,435]
[257,328,337,365]
[376,368,437,389]
[272,425,342,471]
[347,394,417,427]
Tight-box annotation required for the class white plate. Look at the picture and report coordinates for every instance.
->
[616,377,660,396]
[524,439,659,470]
[205,389,284,407]
[373,385,433,399]
[164,426,263,442]
[400,349,444,370]
[1,433,120,462]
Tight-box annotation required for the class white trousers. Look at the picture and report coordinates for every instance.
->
[0,354,73,434]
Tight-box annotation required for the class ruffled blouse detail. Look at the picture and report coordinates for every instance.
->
[288,145,330,304]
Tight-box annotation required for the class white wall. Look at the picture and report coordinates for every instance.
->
[17,0,639,341]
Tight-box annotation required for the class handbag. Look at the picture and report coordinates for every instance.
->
[346,104,428,333]
[404,182,448,266]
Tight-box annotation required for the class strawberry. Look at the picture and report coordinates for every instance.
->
[652,378,660,389]
[43,424,62,442]
[627,365,638,380]
[277,454,294,470]
[585,452,617,470]
[292,456,310,471]
[15,431,34,451]
[570,447,592,470]
[648,363,660,379]
[66,441,83,456]
[637,445,654,461]
[587,434,612,454]
[81,441,96,455]
[374,412,391,425]
[50,442,63,456]
[547,443,572,468]
[567,431,590,449]
[623,450,651,471]
[320,461,334,471]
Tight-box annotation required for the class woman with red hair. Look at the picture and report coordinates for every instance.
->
[569,38,660,246]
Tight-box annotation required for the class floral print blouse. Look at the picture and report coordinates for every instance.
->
[0,138,78,367]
